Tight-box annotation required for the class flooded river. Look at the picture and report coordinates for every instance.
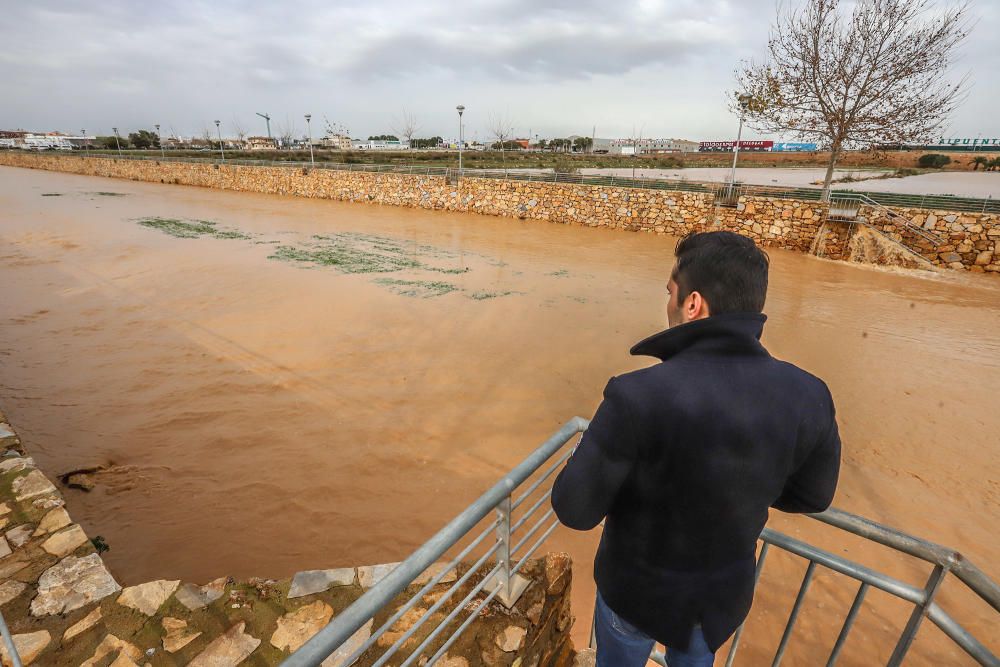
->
[1,167,998,664]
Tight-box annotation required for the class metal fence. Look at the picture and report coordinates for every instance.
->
[279,416,999,667]
[16,151,1000,214]
[282,418,589,667]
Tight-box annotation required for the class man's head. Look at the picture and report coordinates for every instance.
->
[666,231,769,327]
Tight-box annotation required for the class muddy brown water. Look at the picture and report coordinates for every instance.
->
[1,167,998,664]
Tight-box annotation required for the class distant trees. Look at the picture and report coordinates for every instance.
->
[918,153,952,169]
[735,0,971,200]
[127,130,159,149]
[99,135,128,150]
[411,137,443,149]
[972,156,990,171]
[573,137,593,152]
[490,140,522,151]
[368,134,399,141]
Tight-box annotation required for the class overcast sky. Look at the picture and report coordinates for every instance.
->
[2,0,996,142]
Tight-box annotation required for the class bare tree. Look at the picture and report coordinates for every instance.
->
[275,116,297,150]
[735,0,970,199]
[392,108,420,148]
[488,112,515,172]
[231,116,247,149]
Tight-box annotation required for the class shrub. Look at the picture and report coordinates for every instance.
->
[918,153,951,168]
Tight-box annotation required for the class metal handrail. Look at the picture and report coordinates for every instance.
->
[0,610,22,667]
[282,417,589,666]
[830,192,945,246]
[11,150,999,213]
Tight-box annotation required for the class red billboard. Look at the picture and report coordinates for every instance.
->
[698,140,773,152]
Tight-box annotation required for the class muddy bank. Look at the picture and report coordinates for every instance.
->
[1,168,998,663]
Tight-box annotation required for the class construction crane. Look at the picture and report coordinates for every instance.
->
[256,112,272,139]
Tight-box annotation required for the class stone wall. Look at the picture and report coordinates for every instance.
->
[0,407,575,666]
[1,152,998,274]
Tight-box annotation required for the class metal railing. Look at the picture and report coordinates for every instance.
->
[283,417,589,667]
[0,609,22,667]
[711,509,1000,667]
[829,192,945,246]
[282,415,997,667]
[11,151,1000,213]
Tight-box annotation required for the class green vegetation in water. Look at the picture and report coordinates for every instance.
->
[41,193,62,196]
[88,191,128,197]
[269,232,467,275]
[547,269,570,277]
[374,278,459,297]
[468,290,520,300]
[136,217,251,240]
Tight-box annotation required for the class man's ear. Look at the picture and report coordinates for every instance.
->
[686,291,710,320]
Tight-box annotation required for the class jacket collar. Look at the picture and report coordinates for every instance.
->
[630,312,769,361]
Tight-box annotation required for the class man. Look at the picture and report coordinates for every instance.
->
[552,231,840,667]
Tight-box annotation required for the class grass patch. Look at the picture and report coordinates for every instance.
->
[468,290,519,300]
[135,217,251,240]
[374,278,459,297]
[269,232,467,275]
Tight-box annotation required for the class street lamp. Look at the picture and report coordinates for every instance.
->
[82,129,88,157]
[456,105,465,173]
[304,114,315,166]
[155,124,165,159]
[112,127,122,157]
[728,95,752,190]
[214,120,225,162]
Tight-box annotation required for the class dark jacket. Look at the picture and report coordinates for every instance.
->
[551,312,840,652]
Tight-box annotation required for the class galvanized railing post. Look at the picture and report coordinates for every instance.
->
[497,497,512,599]
[488,495,529,608]
[0,611,22,667]
[888,564,949,666]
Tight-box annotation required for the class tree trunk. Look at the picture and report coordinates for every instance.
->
[821,142,842,202]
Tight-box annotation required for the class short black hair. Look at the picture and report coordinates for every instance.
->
[672,231,769,315]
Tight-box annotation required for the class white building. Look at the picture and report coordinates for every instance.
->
[351,139,409,150]
[610,138,699,155]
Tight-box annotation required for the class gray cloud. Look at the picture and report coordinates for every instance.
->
[0,0,993,141]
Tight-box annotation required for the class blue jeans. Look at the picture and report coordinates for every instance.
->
[595,592,715,667]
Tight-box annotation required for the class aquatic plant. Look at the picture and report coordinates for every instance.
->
[373,278,459,297]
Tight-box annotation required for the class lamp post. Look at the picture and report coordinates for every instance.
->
[112,127,122,157]
[304,114,315,166]
[155,124,165,158]
[214,120,225,162]
[728,95,752,190]
[82,129,88,156]
[456,105,465,173]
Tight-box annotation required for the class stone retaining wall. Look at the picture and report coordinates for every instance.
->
[0,407,575,666]
[1,152,997,274]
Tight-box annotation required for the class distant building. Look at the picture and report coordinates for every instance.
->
[246,136,277,150]
[610,138,699,155]
[319,134,352,150]
[351,139,409,150]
